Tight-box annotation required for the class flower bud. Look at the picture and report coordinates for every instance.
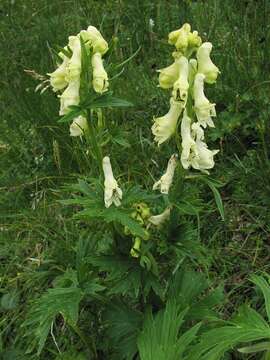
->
[91,52,109,94]
[152,98,183,146]
[188,31,202,49]
[168,23,191,52]
[102,156,122,208]
[130,237,141,258]
[197,42,220,84]
[193,73,216,128]
[69,116,88,137]
[153,154,178,194]
[172,56,189,105]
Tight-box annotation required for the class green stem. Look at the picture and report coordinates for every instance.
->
[86,109,103,174]
[69,322,97,359]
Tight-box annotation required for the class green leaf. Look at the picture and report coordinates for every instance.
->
[22,287,83,355]
[238,341,270,354]
[103,301,142,360]
[58,106,83,123]
[138,301,199,360]
[250,274,270,323]
[200,177,225,221]
[83,92,133,109]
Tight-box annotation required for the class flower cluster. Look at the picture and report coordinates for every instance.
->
[152,23,220,173]
[48,26,109,137]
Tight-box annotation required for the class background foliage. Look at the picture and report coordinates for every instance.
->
[1,0,270,359]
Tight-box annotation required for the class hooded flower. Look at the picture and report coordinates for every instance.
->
[197,42,220,84]
[148,207,171,226]
[59,79,80,115]
[69,116,88,137]
[153,154,178,194]
[181,112,218,172]
[67,36,82,80]
[152,97,183,146]
[158,60,179,89]
[102,156,122,208]
[190,137,219,173]
[168,23,191,53]
[193,73,216,128]
[172,56,189,105]
[80,25,108,55]
[180,110,196,169]
[91,52,109,94]
[48,55,69,92]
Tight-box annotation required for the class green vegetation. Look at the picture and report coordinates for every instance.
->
[1,0,270,359]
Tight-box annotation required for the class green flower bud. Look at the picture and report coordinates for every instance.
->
[130,237,141,258]
[168,23,191,53]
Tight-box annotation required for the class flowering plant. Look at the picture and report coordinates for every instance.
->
[24,23,228,359]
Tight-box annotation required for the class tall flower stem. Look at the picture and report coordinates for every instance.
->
[86,109,103,175]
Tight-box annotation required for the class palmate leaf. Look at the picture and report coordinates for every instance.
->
[137,301,201,360]
[83,92,133,109]
[22,287,83,355]
[103,301,143,360]
[167,269,224,321]
[87,255,163,299]
[58,93,133,123]
[76,206,146,239]
[62,179,147,239]
[189,305,270,360]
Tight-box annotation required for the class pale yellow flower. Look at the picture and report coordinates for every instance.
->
[190,138,219,173]
[180,110,196,170]
[80,25,108,55]
[148,207,171,226]
[193,73,216,128]
[158,60,179,89]
[48,55,69,92]
[181,113,218,172]
[67,36,82,80]
[59,79,80,115]
[197,42,220,84]
[91,52,109,94]
[69,116,88,137]
[172,56,189,105]
[152,98,183,146]
[153,154,178,194]
[102,156,122,208]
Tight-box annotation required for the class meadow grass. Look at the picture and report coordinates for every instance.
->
[1,0,270,358]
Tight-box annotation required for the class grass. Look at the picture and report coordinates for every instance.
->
[1,0,270,358]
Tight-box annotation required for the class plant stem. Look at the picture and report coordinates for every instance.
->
[69,322,97,359]
[86,109,103,175]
